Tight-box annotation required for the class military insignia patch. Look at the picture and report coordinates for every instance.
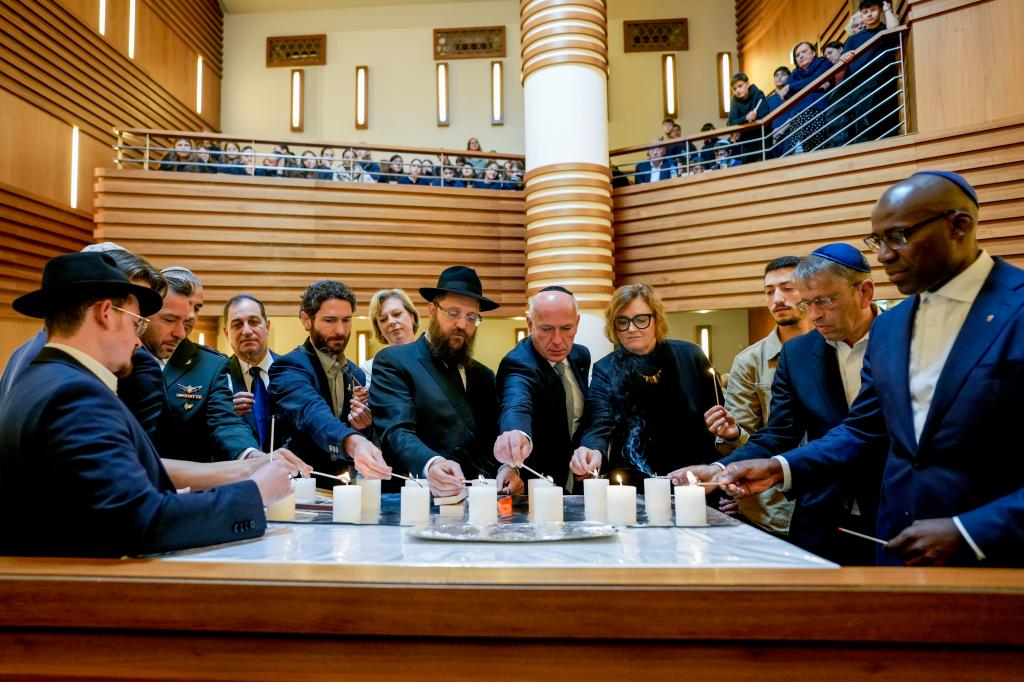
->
[184,402,193,411]
[176,384,204,401]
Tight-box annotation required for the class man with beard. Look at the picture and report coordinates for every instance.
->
[370,266,499,497]
[701,256,813,537]
[144,269,263,463]
[0,252,292,556]
[673,243,884,564]
[270,280,391,484]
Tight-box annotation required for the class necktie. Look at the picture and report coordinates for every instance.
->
[553,361,575,434]
[327,363,343,418]
[249,366,270,450]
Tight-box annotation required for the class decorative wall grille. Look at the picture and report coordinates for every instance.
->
[623,19,688,53]
[266,34,327,67]
[433,26,506,60]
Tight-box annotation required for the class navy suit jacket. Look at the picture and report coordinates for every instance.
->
[497,338,591,490]
[783,258,1024,565]
[269,339,367,476]
[634,159,677,184]
[228,351,282,449]
[720,329,885,564]
[370,335,498,479]
[0,347,265,557]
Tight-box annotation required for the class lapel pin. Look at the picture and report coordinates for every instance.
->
[986,315,994,322]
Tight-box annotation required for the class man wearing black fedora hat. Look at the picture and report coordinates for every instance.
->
[0,252,292,557]
[370,265,500,497]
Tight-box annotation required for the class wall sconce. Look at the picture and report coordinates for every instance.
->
[69,126,80,209]
[696,325,712,362]
[98,0,106,35]
[356,331,369,365]
[436,63,449,126]
[717,52,731,117]
[290,69,304,132]
[515,328,527,344]
[355,65,368,130]
[661,54,677,119]
[490,61,504,125]
[128,0,136,59]
[196,56,204,114]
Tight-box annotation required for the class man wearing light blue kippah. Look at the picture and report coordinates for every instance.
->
[714,171,1024,567]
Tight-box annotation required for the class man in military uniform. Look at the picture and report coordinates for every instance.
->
[143,268,275,463]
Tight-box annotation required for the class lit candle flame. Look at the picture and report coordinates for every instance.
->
[478,474,484,481]
[591,469,600,479]
[340,471,352,485]
[686,471,699,486]
[545,475,553,483]
[615,474,622,486]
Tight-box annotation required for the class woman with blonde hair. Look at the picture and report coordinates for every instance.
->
[571,283,719,486]
[360,288,420,383]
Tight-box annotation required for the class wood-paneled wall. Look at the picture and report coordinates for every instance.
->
[612,115,1024,312]
[93,170,527,316]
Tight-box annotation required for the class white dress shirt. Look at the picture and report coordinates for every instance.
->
[827,331,870,408]
[238,353,273,392]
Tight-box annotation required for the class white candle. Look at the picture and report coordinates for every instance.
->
[527,477,553,515]
[400,485,431,525]
[644,478,672,522]
[265,490,295,521]
[332,484,362,523]
[674,484,708,526]
[291,477,316,504]
[467,485,498,524]
[471,478,497,487]
[355,477,381,511]
[606,482,637,525]
[532,486,564,523]
[583,478,609,522]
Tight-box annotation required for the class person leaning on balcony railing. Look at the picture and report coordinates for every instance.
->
[840,0,903,143]
[240,146,256,176]
[439,164,464,188]
[194,145,217,174]
[335,148,374,183]
[783,42,833,156]
[421,159,438,184]
[355,147,380,182]
[318,147,337,177]
[465,137,488,174]
[378,154,406,184]
[504,161,524,191]
[765,66,793,158]
[157,138,197,172]
[458,161,477,186]
[219,141,247,176]
[634,138,678,184]
[399,159,430,186]
[697,122,719,165]
[472,161,506,189]
[727,73,770,164]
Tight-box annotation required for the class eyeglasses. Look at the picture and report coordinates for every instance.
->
[110,305,151,336]
[435,301,483,326]
[613,314,654,331]
[796,283,860,313]
[863,210,956,252]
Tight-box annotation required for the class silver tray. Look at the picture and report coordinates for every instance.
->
[408,521,617,542]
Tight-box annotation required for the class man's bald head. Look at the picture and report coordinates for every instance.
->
[527,288,580,363]
[869,173,981,295]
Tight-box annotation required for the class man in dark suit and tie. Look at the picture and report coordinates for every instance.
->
[714,171,1024,566]
[494,286,590,493]
[370,266,500,497]
[223,294,279,451]
[0,252,292,557]
[633,139,677,184]
[676,244,884,564]
[269,280,390,483]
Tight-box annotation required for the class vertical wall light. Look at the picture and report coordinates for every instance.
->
[697,325,712,362]
[717,52,732,117]
[98,0,106,35]
[355,66,368,130]
[356,331,369,366]
[290,69,304,132]
[661,54,677,119]
[490,61,504,125]
[196,56,204,114]
[69,126,80,209]
[436,63,449,126]
[128,0,136,59]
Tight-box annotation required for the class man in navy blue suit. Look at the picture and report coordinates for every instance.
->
[494,286,591,493]
[713,171,1024,566]
[675,244,884,564]
[633,139,677,184]
[223,294,280,451]
[270,280,391,485]
[0,252,292,557]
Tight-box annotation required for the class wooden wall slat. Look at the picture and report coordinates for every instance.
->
[612,115,1024,312]
[93,170,528,316]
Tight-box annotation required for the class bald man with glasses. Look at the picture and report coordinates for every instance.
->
[708,171,1024,567]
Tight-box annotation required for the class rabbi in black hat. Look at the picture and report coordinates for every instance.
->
[370,265,500,497]
[0,252,292,557]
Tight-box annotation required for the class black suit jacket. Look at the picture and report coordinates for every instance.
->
[0,347,264,557]
[269,339,367,477]
[370,335,498,479]
[719,329,885,564]
[228,351,281,449]
[497,338,590,489]
[161,339,258,463]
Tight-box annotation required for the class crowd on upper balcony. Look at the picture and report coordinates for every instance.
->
[621,0,902,186]
[155,135,524,190]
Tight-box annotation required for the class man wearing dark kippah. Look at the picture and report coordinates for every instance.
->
[494,286,591,492]
[714,171,1024,567]
[675,243,885,565]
